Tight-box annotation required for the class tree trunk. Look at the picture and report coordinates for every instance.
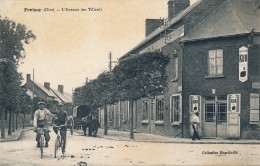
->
[129,100,134,139]
[1,105,5,139]
[104,105,108,135]
[8,111,11,135]
[23,113,25,129]
[16,112,19,130]
[12,111,15,132]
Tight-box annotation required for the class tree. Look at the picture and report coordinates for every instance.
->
[0,16,36,138]
[73,52,169,139]
[19,87,33,129]
[111,52,170,139]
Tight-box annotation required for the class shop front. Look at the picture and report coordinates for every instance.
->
[189,94,241,139]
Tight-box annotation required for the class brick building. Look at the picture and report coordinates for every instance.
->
[100,0,260,139]
[181,0,260,139]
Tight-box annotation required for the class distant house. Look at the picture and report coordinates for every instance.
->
[23,74,73,115]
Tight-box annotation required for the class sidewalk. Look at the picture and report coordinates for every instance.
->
[0,127,32,142]
[78,128,260,144]
[2,127,260,144]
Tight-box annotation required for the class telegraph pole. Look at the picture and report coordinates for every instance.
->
[108,52,118,72]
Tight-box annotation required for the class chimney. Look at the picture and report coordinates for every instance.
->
[58,85,64,94]
[168,0,190,20]
[26,74,31,82]
[44,82,50,90]
[145,19,163,37]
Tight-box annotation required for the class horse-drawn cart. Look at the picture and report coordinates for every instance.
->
[72,105,92,130]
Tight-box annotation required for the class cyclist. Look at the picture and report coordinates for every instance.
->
[33,101,55,148]
[53,103,68,153]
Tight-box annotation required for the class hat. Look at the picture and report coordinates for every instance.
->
[38,101,45,105]
[57,103,64,106]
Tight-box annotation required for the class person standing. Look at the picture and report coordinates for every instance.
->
[191,112,200,140]
[67,115,74,135]
[33,101,55,148]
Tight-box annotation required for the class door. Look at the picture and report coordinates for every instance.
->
[148,102,155,133]
[203,96,227,138]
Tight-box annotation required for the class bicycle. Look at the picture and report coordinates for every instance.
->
[53,124,67,158]
[35,127,48,159]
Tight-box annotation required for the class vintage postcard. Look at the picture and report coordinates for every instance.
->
[0,0,260,165]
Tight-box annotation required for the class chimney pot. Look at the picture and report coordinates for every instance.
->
[145,19,163,37]
[26,74,31,82]
[58,85,64,94]
[168,0,190,20]
[44,82,50,90]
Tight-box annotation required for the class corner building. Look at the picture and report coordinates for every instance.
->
[100,0,260,139]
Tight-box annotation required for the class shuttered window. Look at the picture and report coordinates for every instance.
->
[250,93,260,124]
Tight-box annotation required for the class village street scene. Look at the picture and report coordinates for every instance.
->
[0,0,260,165]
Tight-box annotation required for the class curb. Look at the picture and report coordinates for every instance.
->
[0,128,33,143]
[76,130,260,144]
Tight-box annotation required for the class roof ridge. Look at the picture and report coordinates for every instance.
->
[184,0,227,39]
[229,0,250,33]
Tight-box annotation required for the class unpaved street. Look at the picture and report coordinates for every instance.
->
[1,130,260,166]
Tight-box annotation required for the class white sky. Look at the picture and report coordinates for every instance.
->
[0,0,198,94]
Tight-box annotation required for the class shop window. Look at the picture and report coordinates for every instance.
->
[204,96,227,122]
[142,101,149,120]
[250,93,259,124]
[108,105,115,122]
[170,95,182,123]
[208,49,223,76]
[156,98,164,121]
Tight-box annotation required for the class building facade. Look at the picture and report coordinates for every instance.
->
[99,0,260,139]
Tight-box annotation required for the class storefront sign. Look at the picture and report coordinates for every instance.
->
[239,46,248,82]
[192,96,199,112]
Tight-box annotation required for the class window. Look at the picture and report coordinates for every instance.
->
[142,101,149,120]
[250,93,259,124]
[170,95,182,123]
[172,55,179,81]
[156,98,164,121]
[208,49,223,75]
[204,96,227,123]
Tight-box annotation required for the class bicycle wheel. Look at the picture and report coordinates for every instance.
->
[54,138,59,158]
[40,134,44,159]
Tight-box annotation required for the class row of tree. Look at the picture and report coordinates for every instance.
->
[0,16,36,139]
[73,52,170,138]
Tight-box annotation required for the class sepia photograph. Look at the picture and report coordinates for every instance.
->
[0,0,260,165]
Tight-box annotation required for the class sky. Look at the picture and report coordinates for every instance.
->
[0,0,197,94]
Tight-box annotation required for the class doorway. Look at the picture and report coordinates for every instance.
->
[203,96,227,138]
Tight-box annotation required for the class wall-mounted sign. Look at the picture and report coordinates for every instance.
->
[192,96,199,112]
[230,95,237,112]
[239,46,248,82]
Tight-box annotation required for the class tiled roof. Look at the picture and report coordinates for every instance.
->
[120,0,203,59]
[181,0,260,42]
[34,82,56,98]
[51,89,72,103]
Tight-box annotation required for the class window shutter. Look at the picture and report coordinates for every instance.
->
[250,93,260,123]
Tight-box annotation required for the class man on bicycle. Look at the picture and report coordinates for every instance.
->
[53,103,68,153]
[33,101,55,148]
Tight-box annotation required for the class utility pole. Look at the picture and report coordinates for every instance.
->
[108,52,118,72]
